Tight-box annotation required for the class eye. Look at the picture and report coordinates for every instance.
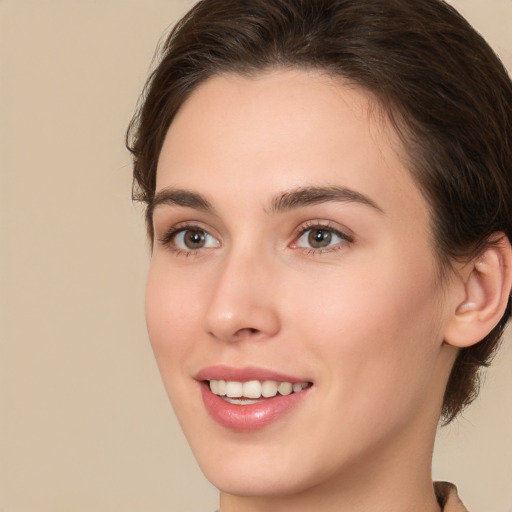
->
[293,223,351,252]
[175,228,219,250]
[298,227,341,249]
[161,226,220,252]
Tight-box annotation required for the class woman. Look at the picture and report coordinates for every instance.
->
[127,0,512,510]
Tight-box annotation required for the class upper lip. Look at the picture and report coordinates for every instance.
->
[195,365,311,383]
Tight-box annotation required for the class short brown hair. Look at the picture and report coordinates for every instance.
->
[127,0,512,423]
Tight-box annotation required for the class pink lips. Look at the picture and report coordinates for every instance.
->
[196,365,311,431]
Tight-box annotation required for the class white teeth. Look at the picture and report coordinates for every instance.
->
[278,381,293,396]
[225,381,243,397]
[209,380,219,394]
[243,380,262,399]
[217,380,227,395]
[208,379,310,400]
[293,382,307,393]
[224,397,264,405]
[261,380,278,397]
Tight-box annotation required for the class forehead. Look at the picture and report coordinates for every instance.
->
[156,69,429,232]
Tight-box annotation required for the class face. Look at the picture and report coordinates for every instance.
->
[146,70,455,500]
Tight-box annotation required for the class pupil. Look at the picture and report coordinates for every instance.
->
[308,229,331,248]
[185,230,205,249]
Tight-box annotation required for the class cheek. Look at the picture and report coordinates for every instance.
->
[145,262,200,369]
[144,262,208,427]
[288,261,445,412]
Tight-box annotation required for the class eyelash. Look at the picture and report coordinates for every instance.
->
[158,223,218,257]
[291,220,353,254]
[157,220,353,256]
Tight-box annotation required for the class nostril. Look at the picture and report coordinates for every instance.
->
[234,327,260,338]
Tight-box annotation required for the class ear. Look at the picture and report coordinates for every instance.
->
[444,234,512,348]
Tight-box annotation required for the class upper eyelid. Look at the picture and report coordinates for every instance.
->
[150,198,226,236]
[293,220,354,240]
[156,219,215,235]
[151,208,220,238]
[156,222,218,246]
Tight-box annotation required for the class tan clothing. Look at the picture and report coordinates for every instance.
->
[435,482,469,511]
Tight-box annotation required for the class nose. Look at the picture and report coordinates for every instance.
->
[202,249,281,343]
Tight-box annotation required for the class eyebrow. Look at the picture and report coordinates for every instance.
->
[148,188,215,221]
[148,184,383,223]
[269,186,383,214]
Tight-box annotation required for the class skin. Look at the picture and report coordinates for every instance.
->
[145,69,463,512]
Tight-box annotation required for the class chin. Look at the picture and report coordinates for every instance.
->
[189,433,332,500]
[202,463,312,499]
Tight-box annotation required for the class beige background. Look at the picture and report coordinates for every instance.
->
[0,1,511,511]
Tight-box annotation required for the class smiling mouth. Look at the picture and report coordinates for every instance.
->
[207,379,312,405]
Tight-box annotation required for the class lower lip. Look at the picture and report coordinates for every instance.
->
[200,383,310,431]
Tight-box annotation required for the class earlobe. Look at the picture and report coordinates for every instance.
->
[444,234,512,348]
